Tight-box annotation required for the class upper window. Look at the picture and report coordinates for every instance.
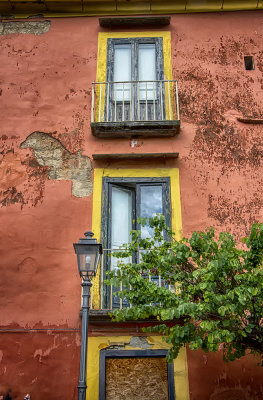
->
[106,37,164,122]
[91,32,180,137]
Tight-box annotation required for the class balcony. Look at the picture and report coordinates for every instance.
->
[91,80,180,138]
[89,249,175,311]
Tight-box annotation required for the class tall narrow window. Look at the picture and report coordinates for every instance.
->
[101,177,171,308]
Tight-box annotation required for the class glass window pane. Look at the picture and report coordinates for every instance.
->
[111,186,132,247]
[111,186,132,269]
[114,44,131,101]
[140,185,163,239]
[139,44,156,100]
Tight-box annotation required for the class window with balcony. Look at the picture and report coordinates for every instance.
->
[106,37,164,122]
[91,33,180,138]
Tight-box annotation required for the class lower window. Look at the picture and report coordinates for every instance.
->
[101,177,171,308]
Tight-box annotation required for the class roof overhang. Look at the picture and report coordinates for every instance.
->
[0,0,262,18]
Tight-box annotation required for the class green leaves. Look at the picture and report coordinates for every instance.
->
[106,217,263,365]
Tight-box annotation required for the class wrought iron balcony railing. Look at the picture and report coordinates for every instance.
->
[89,249,175,311]
[91,80,180,137]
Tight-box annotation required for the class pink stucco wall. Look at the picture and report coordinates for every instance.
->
[0,11,262,399]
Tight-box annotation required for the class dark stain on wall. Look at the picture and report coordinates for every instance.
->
[174,31,263,233]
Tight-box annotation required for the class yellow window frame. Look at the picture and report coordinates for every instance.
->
[95,32,176,122]
[87,168,188,400]
[91,167,182,308]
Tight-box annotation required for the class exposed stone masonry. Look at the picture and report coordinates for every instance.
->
[21,132,93,197]
[0,21,50,35]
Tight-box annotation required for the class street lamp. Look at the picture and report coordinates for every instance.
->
[73,231,102,400]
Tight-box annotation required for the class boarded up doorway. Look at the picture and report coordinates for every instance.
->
[99,349,175,400]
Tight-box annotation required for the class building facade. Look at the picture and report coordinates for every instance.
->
[0,2,263,399]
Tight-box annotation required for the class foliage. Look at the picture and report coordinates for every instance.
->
[107,216,263,363]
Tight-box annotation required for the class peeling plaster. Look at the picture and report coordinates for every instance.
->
[104,336,153,350]
[128,336,153,349]
[20,132,93,197]
[0,331,79,399]
[0,21,51,36]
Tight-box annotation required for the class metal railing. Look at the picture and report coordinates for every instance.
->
[90,249,175,310]
[91,80,180,123]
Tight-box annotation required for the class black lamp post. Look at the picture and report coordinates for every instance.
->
[73,231,102,400]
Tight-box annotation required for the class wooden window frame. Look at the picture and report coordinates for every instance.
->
[106,37,164,82]
[92,32,181,137]
[101,176,171,250]
[101,176,171,308]
[106,37,165,122]
[99,349,176,400]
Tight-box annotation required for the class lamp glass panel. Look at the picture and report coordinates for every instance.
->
[77,244,100,277]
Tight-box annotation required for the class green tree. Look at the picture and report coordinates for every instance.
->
[108,216,263,364]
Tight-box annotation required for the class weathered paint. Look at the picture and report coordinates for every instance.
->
[0,11,263,399]
[187,347,263,400]
[0,331,80,399]
[86,336,189,400]
[21,132,93,197]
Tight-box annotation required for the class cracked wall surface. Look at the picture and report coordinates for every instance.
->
[0,21,51,35]
[21,132,93,197]
[1,13,263,400]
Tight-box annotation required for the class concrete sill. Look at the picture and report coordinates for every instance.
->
[99,16,171,29]
[91,120,180,138]
[92,152,179,160]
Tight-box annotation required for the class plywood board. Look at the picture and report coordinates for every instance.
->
[106,357,168,400]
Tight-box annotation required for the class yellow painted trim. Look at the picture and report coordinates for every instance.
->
[92,167,182,246]
[86,336,189,400]
[97,31,173,83]
[89,168,187,399]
